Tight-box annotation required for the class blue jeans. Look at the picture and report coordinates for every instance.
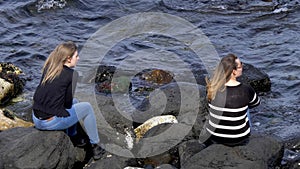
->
[32,99,100,144]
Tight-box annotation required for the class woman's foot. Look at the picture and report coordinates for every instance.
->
[70,135,87,147]
[91,144,105,160]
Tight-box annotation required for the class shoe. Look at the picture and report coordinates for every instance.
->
[91,144,106,160]
[70,135,87,147]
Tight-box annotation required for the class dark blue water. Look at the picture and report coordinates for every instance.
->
[0,0,299,144]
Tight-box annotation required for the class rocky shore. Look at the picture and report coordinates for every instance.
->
[0,62,299,169]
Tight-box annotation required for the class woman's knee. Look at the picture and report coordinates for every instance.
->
[75,102,94,116]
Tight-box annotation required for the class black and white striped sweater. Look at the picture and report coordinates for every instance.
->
[206,83,260,145]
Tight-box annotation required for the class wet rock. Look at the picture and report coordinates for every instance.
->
[0,109,33,131]
[141,69,174,85]
[177,139,206,166]
[94,65,133,94]
[0,62,25,105]
[0,127,76,169]
[281,148,300,169]
[181,135,283,169]
[96,76,132,93]
[238,62,271,92]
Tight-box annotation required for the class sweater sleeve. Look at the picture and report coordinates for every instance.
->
[64,70,78,109]
[248,86,260,108]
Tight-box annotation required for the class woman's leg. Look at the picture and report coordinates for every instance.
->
[65,98,80,136]
[65,123,77,136]
[71,102,100,144]
[32,111,78,131]
[71,102,105,160]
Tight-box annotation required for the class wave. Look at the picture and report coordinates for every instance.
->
[36,0,67,12]
[161,0,300,14]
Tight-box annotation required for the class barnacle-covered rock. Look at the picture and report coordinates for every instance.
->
[0,62,25,105]
[141,69,174,85]
[0,109,34,131]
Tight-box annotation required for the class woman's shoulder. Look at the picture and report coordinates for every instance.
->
[239,83,256,93]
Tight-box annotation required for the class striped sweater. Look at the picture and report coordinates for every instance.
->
[206,83,260,145]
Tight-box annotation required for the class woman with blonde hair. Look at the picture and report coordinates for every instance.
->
[32,41,105,160]
[203,53,260,146]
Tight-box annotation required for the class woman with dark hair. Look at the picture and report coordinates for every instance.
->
[203,53,260,146]
[32,41,105,160]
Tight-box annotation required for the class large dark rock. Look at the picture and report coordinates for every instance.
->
[0,127,76,169]
[181,135,283,169]
[238,62,271,92]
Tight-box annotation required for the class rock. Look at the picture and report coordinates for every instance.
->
[131,82,207,141]
[134,123,180,168]
[0,62,25,105]
[130,82,205,124]
[238,62,271,92]
[94,62,270,95]
[155,164,178,169]
[96,76,132,94]
[0,109,34,131]
[141,69,174,85]
[94,93,136,151]
[87,155,138,169]
[0,127,77,169]
[177,139,206,166]
[134,115,178,141]
[181,135,283,169]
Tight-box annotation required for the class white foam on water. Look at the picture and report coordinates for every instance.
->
[36,0,67,12]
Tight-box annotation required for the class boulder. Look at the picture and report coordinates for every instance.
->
[0,127,77,169]
[238,62,271,92]
[0,62,25,105]
[0,109,34,131]
[133,123,181,168]
[181,135,283,169]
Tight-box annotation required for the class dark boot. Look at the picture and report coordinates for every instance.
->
[91,144,105,160]
[70,135,87,147]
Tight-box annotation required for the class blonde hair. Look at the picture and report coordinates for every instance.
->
[41,41,77,85]
[206,54,238,101]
